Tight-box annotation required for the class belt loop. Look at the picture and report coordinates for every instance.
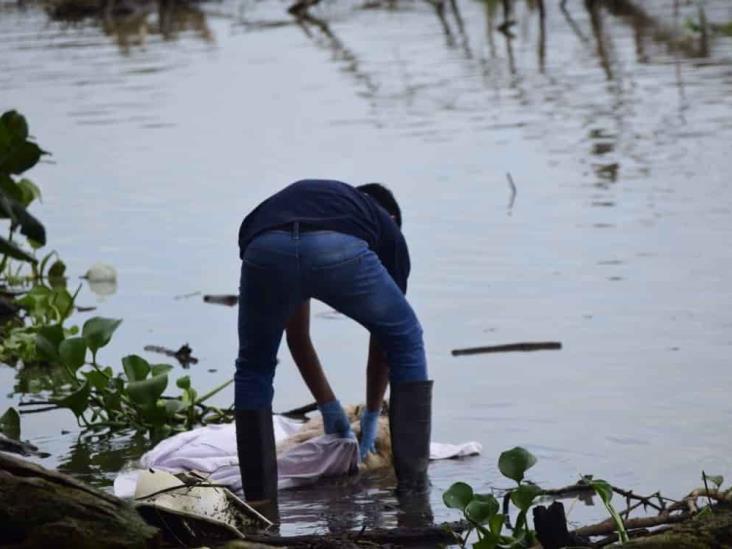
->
[293,221,300,240]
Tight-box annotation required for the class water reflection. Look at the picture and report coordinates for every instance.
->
[56,430,152,487]
[46,0,213,52]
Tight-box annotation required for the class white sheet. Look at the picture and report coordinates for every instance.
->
[114,415,480,498]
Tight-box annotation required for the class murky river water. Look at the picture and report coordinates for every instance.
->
[2,0,732,536]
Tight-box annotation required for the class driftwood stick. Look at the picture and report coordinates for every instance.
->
[540,481,665,513]
[279,402,318,418]
[241,521,465,547]
[203,294,238,306]
[573,511,689,537]
[452,341,562,356]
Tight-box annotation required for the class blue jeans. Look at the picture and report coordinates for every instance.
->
[235,224,427,410]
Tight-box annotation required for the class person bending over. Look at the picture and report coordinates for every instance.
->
[234,179,432,517]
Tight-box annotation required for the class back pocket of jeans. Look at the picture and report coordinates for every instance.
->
[310,248,369,271]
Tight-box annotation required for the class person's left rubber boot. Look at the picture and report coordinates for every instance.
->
[235,407,279,523]
[389,380,433,495]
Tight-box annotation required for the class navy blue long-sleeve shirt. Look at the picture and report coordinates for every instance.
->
[238,179,410,293]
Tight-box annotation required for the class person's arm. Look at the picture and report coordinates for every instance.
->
[285,301,335,405]
[366,335,389,412]
[359,335,389,459]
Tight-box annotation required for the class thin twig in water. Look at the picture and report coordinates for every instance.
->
[506,172,517,212]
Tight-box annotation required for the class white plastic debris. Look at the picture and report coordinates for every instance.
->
[83,262,117,282]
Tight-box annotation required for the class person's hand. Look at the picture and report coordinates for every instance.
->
[359,409,380,461]
[318,399,356,439]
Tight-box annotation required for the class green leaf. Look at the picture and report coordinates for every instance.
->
[59,337,87,370]
[122,354,150,382]
[590,479,613,504]
[510,484,542,512]
[10,200,45,245]
[465,498,498,524]
[0,194,15,220]
[139,399,169,425]
[82,370,109,390]
[498,447,537,484]
[150,363,173,376]
[127,374,168,407]
[52,381,91,417]
[48,259,65,279]
[472,534,499,549]
[0,234,36,263]
[702,471,724,489]
[176,375,191,390]
[49,287,74,321]
[488,513,504,536]
[1,141,44,175]
[443,482,474,510]
[164,399,185,416]
[82,317,122,353]
[591,479,629,543]
[35,324,65,362]
[0,407,21,440]
[16,178,41,206]
[0,174,23,201]
[703,473,724,489]
[103,390,122,412]
[475,494,500,512]
[0,111,29,142]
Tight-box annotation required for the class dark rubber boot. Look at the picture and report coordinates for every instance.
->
[235,407,279,521]
[389,380,433,494]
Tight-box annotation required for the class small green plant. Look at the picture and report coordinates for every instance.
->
[0,273,78,365]
[444,447,635,548]
[589,479,629,543]
[444,446,540,548]
[26,316,233,439]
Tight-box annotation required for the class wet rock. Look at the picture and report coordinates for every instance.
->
[0,452,159,548]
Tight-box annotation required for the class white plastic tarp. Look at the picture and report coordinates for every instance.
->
[114,415,480,498]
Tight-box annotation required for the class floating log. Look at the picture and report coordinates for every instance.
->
[451,341,562,356]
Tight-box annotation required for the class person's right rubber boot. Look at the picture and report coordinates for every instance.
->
[235,407,279,523]
[389,380,433,494]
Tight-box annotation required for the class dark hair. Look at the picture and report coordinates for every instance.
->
[357,183,402,227]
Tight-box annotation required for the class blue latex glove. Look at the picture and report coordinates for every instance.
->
[359,409,380,461]
[318,399,355,439]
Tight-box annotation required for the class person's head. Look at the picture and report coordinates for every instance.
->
[357,183,402,227]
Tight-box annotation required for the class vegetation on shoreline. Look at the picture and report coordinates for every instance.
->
[0,111,234,444]
[442,446,730,548]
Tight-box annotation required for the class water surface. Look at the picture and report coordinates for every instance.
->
[1,0,732,535]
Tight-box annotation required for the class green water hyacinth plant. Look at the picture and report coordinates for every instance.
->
[27,316,233,439]
[444,446,540,548]
[444,447,633,548]
[0,110,47,268]
[0,109,72,366]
